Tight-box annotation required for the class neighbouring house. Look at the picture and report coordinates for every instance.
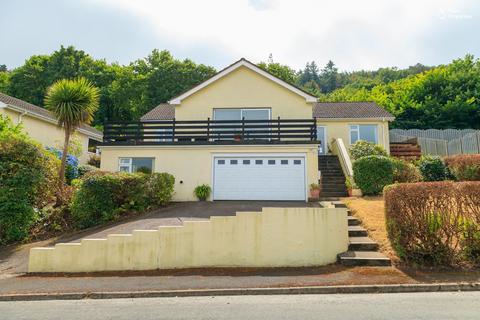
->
[0,92,103,164]
[100,58,394,201]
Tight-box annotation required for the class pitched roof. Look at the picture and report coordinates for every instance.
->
[313,102,394,120]
[140,103,175,121]
[0,92,103,138]
[168,58,318,105]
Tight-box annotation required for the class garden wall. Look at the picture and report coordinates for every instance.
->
[28,207,348,273]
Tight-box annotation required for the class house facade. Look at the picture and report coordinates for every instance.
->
[0,92,103,164]
[99,58,394,201]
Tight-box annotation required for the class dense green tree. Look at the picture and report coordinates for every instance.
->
[298,61,320,87]
[257,55,298,84]
[319,60,339,93]
[0,70,9,93]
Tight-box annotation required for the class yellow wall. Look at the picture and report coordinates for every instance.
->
[1,108,94,163]
[28,207,348,272]
[316,119,390,153]
[175,66,314,120]
[100,144,319,201]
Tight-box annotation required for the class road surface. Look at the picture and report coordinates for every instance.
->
[1,292,479,320]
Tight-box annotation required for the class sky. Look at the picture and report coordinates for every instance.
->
[1,0,479,72]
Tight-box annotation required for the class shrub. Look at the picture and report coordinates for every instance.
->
[71,173,148,228]
[46,147,79,184]
[385,181,480,266]
[349,140,388,160]
[146,173,175,206]
[88,154,101,168]
[71,172,175,229]
[391,158,422,183]
[352,155,394,195]
[194,184,211,201]
[444,154,480,181]
[77,164,99,178]
[417,155,450,181]
[0,124,59,244]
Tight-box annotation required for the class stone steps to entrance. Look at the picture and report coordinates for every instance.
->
[319,200,391,267]
[348,225,368,237]
[337,251,391,266]
[319,155,347,198]
[348,236,379,251]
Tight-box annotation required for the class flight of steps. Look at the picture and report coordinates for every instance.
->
[320,200,391,267]
[318,155,348,198]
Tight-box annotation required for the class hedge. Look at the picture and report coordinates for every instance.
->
[352,155,394,195]
[71,172,174,229]
[444,154,480,181]
[385,181,480,266]
[0,132,59,244]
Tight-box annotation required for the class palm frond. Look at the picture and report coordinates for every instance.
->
[45,78,100,131]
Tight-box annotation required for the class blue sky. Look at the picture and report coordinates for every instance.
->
[1,0,479,71]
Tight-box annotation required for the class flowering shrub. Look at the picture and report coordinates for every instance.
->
[46,147,79,183]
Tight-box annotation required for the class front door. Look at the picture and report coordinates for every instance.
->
[317,126,327,155]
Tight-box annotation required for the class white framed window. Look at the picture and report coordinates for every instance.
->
[118,157,154,174]
[349,125,378,144]
[213,108,271,121]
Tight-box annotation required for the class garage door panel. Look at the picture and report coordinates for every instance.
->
[213,156,306,201]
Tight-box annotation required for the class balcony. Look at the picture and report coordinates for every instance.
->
[102,118,318,145]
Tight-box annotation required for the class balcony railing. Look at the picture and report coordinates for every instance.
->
[102,118,318,145]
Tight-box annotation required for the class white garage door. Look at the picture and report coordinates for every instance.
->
[213,155,306,201]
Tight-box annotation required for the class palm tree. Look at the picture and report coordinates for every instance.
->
[45,78,99,192]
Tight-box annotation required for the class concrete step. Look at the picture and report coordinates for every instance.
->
[321,192,348,198]
[348,236,379,251]
[338,251,391,266]
[348,225,368,237]
[347,216,361,226]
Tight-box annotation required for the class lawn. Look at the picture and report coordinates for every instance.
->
[343,196,399,263]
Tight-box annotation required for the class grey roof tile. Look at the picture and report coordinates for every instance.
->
[140,103,175,121]
[314,102,394,119]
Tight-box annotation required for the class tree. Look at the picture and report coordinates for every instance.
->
[319,60,339,93]
[257,55,298,84]
[298,61,320,86]
[45,78,99,194]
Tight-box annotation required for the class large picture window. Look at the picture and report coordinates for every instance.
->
[119,157,154,174]
[213,108,270,140]
[349,125,378,144]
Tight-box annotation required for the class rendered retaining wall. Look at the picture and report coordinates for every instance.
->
[28,207,348,273]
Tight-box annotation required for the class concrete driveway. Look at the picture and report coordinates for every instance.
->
[0,201,317,276]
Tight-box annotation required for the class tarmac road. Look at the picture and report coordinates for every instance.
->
[1,291,479,320]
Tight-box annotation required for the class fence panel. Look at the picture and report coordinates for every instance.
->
[390,129,480,156]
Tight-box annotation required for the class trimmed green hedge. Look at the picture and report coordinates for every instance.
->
[71,172,174,229]
[353,155,394,195]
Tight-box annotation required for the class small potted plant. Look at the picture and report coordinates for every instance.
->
[194,184,211,201]
[345,176,362,197]
[309,183,321,199]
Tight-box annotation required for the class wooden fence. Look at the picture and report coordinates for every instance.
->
[390,129,480,156]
